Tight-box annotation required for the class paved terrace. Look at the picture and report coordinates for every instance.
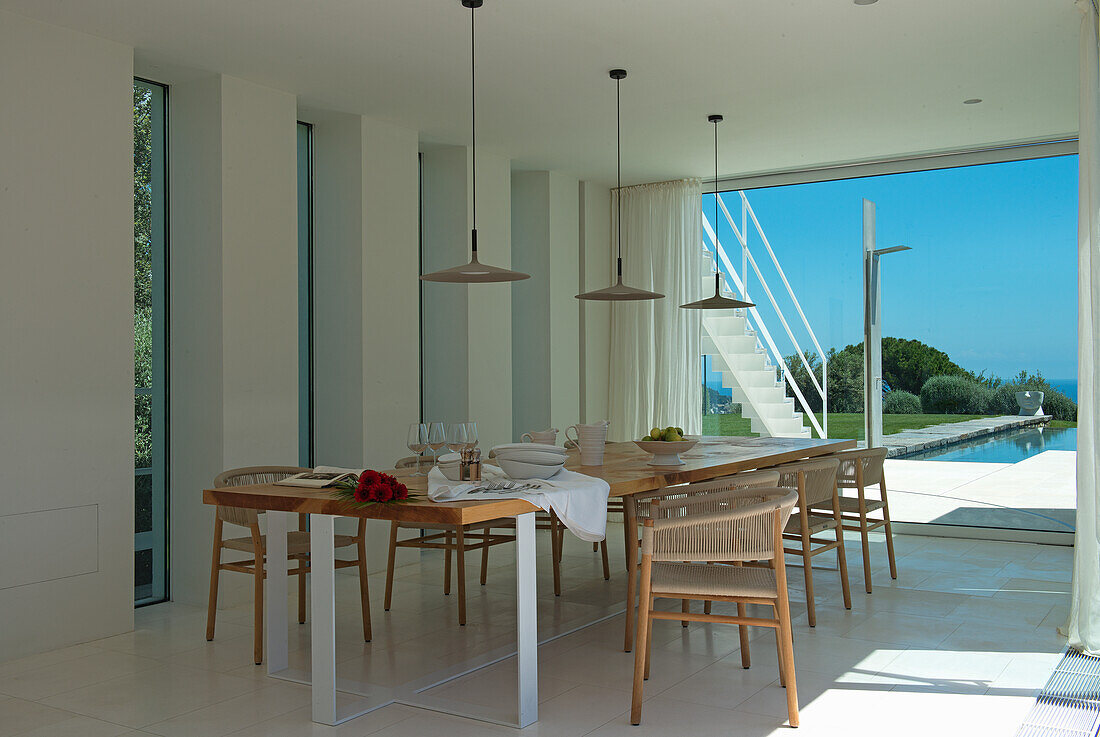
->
[855,414,1053,457]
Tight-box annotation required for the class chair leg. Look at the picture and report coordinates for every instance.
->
[882,480,898,580]
[444,530,453,596]
[592,541,599,552]
[623,502,638,652]
[738,602,752,668]
[297,514,308,624]
[480,529,490,586]
[777,599,799,727]
[832,496,853,610]
[252,532,264,666]
[630,571,653,725]
[681,598,690,627]
[549,514,562,597]
[384,521,398,611]
[859,506,873,594]
[456,527,467,626]
[600,539,610,581]
[356,527,372,642]
[799,519,817,627]
[206,517,223,641]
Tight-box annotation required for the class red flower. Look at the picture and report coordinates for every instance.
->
[345,469,408,504]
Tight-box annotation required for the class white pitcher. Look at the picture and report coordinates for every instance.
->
[565,421,610,466]
[521,428,559,445]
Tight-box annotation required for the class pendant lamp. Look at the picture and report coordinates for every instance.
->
[681,115,754,310]
[576,70,664,301]
[421,0,529,284]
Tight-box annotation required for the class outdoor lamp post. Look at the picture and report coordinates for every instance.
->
[862,198,911,449]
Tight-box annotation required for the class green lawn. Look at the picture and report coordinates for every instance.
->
[701,411,1075,440]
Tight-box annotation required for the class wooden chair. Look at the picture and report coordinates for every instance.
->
[205,466,372,665]
[827,447,897,593]
[621,469,781,652]
[768,457,851,626]
[631,487,800,727]
[384,457,516,625]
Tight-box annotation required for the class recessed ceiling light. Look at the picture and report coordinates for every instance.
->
[963,98,983,104]
[854,0,878,5]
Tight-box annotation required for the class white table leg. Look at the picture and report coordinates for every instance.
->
[515,511,538,727]
[266,510,291,675]
[310,513,337,725]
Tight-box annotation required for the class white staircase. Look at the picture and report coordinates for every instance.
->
[701,191,827,439]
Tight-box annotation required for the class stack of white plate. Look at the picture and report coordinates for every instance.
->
[436,452,463,481]
[492,443,567,480]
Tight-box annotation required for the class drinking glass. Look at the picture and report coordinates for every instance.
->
[464,421,478,449]
[427,422,446,465]
[407,423,429,476]
[446,423,468,453]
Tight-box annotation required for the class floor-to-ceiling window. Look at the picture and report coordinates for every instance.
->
[134,79,168,605]
[297,121,314,467]
[702,150,1078,539]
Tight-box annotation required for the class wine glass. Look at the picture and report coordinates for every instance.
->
[463,421,478,449]
[427,422,446,465]
[407,423,429,476]
[446,423,468,453]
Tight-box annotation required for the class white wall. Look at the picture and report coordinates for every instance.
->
[0,11,135,660]
[170,74,299,607]
[580,182,612,424]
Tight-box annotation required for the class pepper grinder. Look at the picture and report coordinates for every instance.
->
[460,447,482,482]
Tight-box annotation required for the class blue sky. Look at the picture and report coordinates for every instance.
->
[705,154,1079,384]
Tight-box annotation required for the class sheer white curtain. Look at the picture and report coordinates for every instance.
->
[1064,0,1100,655]
[608,179,704,441]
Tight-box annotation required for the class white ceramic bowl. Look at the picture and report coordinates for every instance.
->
[493,443,565,457]
[633,439,698,466]
[493,448,570,466]
[498,458,564,480]
[439,464,463,481]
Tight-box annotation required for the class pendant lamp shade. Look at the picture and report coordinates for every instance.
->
[576,70,664,302]
[420,0,529,284]
[681,114,753,310]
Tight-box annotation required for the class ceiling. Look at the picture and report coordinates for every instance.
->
[0,0,1080,186]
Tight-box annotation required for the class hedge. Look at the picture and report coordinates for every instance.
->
[883,390,921,414]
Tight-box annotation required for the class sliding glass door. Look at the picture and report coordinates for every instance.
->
[134,79,168,605]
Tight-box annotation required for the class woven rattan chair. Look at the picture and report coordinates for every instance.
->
[825,447,897,593]
[768,457,851,626]
[384,457,516,625]
[631,487,800,727]
[205,466,371,665]
[621,469,781,652]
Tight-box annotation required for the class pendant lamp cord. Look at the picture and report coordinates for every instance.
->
[616,75,622,278]
[470,3,477,252]
[714,118,719,262]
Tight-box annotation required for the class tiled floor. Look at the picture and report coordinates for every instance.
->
[0,526,1071,736]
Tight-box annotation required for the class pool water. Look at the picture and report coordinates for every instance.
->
[900,426,1077,463]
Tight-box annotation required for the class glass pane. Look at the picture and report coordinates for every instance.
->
[135,548,153,594]
[135,473,152,534]
[135,392,152,470]
[702,156,1078,535]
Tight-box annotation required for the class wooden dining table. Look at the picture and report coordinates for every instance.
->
[202,435,853,728]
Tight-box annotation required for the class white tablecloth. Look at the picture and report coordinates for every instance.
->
[426,465,610,542]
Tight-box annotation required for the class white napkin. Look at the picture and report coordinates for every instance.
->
[427,466,610,543]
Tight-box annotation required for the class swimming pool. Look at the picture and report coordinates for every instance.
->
[899,426,1077,463]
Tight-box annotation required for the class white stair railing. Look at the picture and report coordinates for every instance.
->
[702,191,828,439]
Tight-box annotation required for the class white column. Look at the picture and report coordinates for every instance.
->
[514,512,538,727]
[862,199,883,449]
[310,514,338,725]
[512,172,582,438]
[579,182,612,424]
[170,74,299,606]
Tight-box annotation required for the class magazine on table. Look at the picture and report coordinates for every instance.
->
[273,471,357,488]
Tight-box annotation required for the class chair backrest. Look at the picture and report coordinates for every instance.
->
[634,469,781,520]
[394,456,420,469]
[642,487,798,563]
[213,466,309,527]
[769,457,840,508]
[833,447,887,488]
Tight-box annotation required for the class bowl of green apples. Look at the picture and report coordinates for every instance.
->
[633,426,697,466]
